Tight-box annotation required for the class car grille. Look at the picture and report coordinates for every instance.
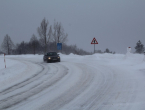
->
[51,57,57,60]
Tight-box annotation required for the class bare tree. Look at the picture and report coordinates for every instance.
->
[53,21,68,44]
[48,25,53,41]
[30,34,39,55]
[37,18,51,53]
[16,41,28,54]
[1,34,14,55]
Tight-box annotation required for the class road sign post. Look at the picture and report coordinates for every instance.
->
[91,37,98,53]
[94,43,95,53]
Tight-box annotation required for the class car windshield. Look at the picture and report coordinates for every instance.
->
[47,52,57,56]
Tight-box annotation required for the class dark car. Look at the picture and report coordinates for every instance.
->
[43,52,60,63]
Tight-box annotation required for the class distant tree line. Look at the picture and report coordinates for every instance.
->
[0,18,91,55]
[0,18,144,55]
[95,48,115,54]
[94,40,145,54]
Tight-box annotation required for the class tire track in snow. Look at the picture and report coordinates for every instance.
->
[57,63,139,110]
[58,64,112,110]
[0,59,68,110]
[0,63,44,95]
[38,63,95,110]
[73,64,139,110]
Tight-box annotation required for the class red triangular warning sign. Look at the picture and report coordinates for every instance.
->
[91,38,98,44]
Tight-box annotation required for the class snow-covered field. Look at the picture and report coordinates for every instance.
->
[0,53,145,110]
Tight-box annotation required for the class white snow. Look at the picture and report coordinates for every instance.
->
[0,53,145,110]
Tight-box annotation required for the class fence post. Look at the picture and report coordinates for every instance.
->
[143,52,145,61]
[4,53,6,68]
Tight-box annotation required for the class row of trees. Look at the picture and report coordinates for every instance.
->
[95,49,115,54]
[0,18,91,55]
[0,18,144,55]
[37,19,68,53]
[95,40,145,54]
[1,36,144,55]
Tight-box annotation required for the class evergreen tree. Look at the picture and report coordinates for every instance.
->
[104,48,112,53]
[135,40,144,53]
[104,48,110,53]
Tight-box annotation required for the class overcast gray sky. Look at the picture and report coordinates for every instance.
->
[0,0,145,53]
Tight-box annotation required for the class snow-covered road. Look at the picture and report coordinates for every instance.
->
[0,53,145,110]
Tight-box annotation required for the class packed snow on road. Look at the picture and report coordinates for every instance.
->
[0,53,145,110]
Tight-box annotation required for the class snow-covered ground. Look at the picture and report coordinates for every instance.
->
[0,53,145,110]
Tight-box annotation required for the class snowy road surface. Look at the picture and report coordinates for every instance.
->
[0,53,145,110]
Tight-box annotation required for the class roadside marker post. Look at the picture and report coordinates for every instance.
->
[91,37,98,53]
[143,52,145,61]
[4,53,6,68]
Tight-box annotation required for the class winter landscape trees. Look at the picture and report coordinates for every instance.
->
[135,40,144,54]
[37,18,68,53]
[37,18,49,53]
[53,21,68,44]
[29,34,40,55]
[1,34,15,55]
[0,18,144,55]
[0,18,90,55]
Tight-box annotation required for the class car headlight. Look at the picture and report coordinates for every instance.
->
[48,57,51,59]
[58,57,60,58]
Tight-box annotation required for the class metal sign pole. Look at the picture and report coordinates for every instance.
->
[94,44,95,53]
[91,37,98,54]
